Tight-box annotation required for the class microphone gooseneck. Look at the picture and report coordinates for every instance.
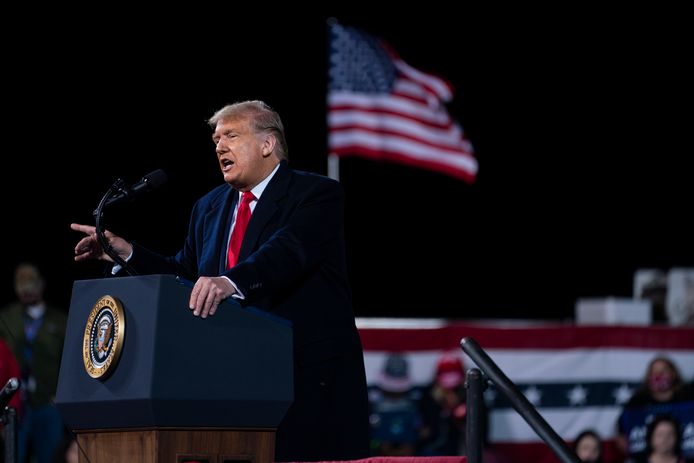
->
[92,169,167,276]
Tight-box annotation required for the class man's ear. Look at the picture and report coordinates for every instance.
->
[261,133,277,157]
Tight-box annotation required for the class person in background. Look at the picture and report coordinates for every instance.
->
[368,354,422,456]
[617,356,694,460]
[628,357,692,406]
[628,414,689,463]
[572,429,603,463]
[418,353,486,456]
[0,263,67,463]
[70,100,370,462]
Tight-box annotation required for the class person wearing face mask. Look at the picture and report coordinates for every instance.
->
[617,357,694,461]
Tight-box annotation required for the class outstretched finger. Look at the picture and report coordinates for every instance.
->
[71,223,96,234]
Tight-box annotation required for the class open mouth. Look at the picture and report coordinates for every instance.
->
[221,159,234,171]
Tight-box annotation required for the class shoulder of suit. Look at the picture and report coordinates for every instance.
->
[289,168,340,189]
[0,303,23,317]
[196,184,233,210]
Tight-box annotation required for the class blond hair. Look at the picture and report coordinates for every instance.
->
[209,100,288,161]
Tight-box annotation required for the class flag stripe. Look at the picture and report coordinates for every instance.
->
[394,58,453,101]
[490,407,622,442]
[329,124,462,152]
[473,349,694,382]
[329,106,452,131]
[489,442,623,463]
[329,132,478,175]
[392,80,437,105]
[328,91,453,127]
[358,324,694,351]
[362,349,694,388]
[329,124,473,158]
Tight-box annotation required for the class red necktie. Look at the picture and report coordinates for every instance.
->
[226,191,255,269]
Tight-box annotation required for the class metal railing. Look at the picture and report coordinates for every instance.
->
[461,337,580,463]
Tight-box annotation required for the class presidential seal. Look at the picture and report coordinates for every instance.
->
[83,295,125,379]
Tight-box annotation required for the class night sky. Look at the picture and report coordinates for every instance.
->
[2,14,691,320]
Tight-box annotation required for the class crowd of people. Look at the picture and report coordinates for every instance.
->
[367,352,694,463]
[368,352,488,457]
[617,357,694,463]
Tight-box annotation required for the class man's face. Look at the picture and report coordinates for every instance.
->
[213,117,268,190]
[14,265,44,305]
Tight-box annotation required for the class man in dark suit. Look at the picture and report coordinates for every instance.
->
[71,100,370,462]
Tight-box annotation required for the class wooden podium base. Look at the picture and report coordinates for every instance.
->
[75,428,275,463]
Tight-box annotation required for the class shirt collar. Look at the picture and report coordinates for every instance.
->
[248,162,280,200]
[26,303,46,320]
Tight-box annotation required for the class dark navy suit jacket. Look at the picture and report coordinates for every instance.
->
[127,161,370,461]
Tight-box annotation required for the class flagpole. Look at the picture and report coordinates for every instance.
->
[327,153,340,181]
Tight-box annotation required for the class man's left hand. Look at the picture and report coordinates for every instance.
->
[189,276,236,318]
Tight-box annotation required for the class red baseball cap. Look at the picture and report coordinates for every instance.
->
[436,354,464,389]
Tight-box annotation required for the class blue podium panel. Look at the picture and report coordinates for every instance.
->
[55,275,293,429]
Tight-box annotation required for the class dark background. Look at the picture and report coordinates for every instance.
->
[2,14,691,320]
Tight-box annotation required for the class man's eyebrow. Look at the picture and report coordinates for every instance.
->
[213,129,230,139]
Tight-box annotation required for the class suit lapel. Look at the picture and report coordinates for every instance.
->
[202,187,236,275]
[238,162,291,262]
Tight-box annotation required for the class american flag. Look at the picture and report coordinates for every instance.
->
[357,319,694,463]
[327,22,478,183]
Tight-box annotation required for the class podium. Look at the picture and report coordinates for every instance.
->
[55,275,293,463]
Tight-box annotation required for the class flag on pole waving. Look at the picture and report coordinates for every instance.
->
[327,21,478,183]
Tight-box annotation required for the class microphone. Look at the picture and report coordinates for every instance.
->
[104,169,167,207]
[0,378,19,410]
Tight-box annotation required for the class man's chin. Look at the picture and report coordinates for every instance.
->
[223,174,243,189]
